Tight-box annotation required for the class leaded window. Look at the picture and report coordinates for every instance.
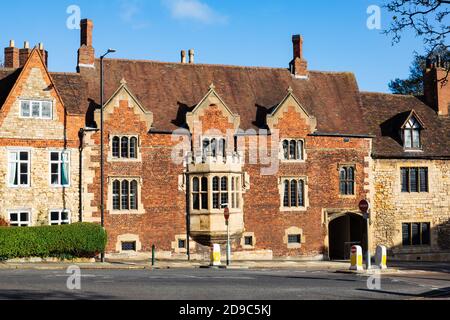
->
[282,139,304,160]
[282,178,306,208]
[403,116,422,149]
[111,135,139,159]
[340,166,355,195]
[111,179,139,211]
[401,168,428,193]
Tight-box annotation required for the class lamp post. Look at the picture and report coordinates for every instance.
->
[100,49,116,263]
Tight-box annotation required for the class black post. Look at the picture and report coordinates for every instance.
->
[100,56,105,263]
[99,49,116,263]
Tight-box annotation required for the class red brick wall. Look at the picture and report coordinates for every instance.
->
[87,97,371,258]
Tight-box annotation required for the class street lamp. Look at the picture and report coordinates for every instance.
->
[100,49,116,263]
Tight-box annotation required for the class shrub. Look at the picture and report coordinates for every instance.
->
[0,223,107,260]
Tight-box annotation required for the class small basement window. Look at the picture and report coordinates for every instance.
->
[178,239,187,249]
[121,241,137,252]
[244,236,253,246]
[288,234,301,244]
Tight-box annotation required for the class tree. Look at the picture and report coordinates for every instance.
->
[384,0,449,55]
[389,45,450,95]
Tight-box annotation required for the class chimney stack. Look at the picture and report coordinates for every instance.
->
[38,42,49,68]
[77,19,95,71]
[290,35,308,79]
[19,41,32,67]
[424,56,449,117]
[188,49,195,64]
[4,40,19,69]
[181,50,187,64]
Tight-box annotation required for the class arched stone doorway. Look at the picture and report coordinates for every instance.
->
[328,212,365,260]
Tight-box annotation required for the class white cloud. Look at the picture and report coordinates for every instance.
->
[162,0,228,24]
[120,0,151,29]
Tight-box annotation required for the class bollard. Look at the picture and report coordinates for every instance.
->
[152,245,156,266]
[375,245,387,270]
[211,244,221,266]
[349,245,363,271]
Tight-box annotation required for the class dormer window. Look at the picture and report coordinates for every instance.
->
[402,114,423,150]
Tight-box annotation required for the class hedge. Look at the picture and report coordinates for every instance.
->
[0,223,107,260]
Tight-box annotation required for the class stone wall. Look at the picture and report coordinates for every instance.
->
[0,50,82,225]
[372,159,450,258]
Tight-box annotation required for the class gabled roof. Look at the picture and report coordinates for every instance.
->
[0,48,67,117]
[400,110,425,129]
[77,58,370,134]
[360,92,450,159]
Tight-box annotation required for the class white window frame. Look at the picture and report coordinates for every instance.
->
[7,149,31,188]
[49,150,71,187]
[19,99,53,120]
[8,210,31,227]
[49,209,71,225]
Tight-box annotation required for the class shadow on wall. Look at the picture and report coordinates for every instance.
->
[385,218,450,262]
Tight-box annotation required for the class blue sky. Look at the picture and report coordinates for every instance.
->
[0,0,425,92]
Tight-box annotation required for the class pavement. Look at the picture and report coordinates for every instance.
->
[0,267,449,300]
[1,259,449,300]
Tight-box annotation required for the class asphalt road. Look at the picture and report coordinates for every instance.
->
[0,268,449,300]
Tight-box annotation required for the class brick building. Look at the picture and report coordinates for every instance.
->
[0,19,449,261]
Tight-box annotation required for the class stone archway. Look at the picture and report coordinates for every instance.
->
[328,212,365,261]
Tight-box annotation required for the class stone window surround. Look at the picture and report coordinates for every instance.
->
[107,177,145,215]
[115,234,142,253]
[338,163,357,199]
[171,234,196,254]
[190,174,243,213]
[18,98,55,120]
[284,227,306,249]
[8,209,32,227]
[108,134,142,162]
[240,232,256,250]
[7,148,32,189]
[278,176,309,212]
[280,138,307,163]
[48,149,71,188]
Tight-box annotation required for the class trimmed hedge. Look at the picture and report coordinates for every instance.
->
[0,223,107,260]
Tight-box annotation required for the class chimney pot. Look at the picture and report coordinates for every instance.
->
[188,49,195,64]
[181,50,187,63]
[9,40,15,48]
[24,41,29,49]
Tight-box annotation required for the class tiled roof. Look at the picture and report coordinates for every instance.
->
[0,68,21,108]
[77,59,370,134]
[360,92,450,159]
